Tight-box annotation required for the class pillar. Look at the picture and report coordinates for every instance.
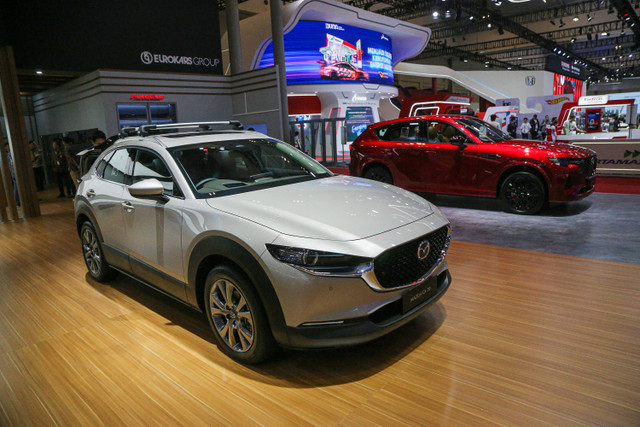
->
[0,45,40,218]
[269,0,290,142]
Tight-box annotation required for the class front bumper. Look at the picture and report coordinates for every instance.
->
[280,269,451,349]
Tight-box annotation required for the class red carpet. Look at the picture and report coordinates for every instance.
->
[329,168,640,195]
[595,176,640,194]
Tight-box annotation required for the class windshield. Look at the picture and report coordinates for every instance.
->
[456,118,512,142]
[170,138,333,197]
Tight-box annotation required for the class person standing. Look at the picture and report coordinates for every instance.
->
[546,117,558,142]
[530,114,540,140]
[489,114,501,129]
[563,115,584,135]
[51,139,74,197]
[507,117,517,138]
[62,137,79,193]
[29,140,44,191]
[520,118,531,139]
[540,115,550,140]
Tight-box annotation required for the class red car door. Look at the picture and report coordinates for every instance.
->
[420,120,503,197]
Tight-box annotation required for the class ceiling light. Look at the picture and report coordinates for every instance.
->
[432,11,439,18]
[487,23,492,28]
[463,59,468,62]
[36,70,43,75]
[602,57,606,61]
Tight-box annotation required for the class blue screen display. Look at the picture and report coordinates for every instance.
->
[258,21,393,86]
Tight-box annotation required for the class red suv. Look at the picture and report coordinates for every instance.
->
[349,115,596,214]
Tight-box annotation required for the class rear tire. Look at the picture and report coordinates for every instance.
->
[80,221,117,282]
[363,166,393,184]
[500,171,546,214]
[204,265,278,364]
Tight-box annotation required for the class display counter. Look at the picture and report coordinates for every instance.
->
[574,138,640,176]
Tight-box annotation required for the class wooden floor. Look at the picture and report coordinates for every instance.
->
[1,192,639,425]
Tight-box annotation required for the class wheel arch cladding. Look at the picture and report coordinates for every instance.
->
[187,236,289,345]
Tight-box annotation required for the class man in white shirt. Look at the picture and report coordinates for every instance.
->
[520,118,531,139]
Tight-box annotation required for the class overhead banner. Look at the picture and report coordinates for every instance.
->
[2,0,222,74]
[258,21,394,86]
[545,55,587,80]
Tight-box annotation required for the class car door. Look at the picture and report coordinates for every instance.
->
[413,119,501,195]
[121,148,186,299]
[375,121,434,192]
[86,148,134,269]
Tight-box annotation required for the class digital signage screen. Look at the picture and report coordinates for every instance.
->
[258,21,393,86]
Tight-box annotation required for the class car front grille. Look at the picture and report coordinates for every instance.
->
[374,226,451,289]
[581,155,596,177]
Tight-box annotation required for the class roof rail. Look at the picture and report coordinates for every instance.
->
[139,121,244,136]
[120,127,139,138]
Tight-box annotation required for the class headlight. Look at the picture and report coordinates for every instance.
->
[548,157,583,167]
[266,244,373,276]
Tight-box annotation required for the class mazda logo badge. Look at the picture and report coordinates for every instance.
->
[417,240,431,260]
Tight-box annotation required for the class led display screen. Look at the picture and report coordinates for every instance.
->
[345,107,374,141]
[553,73,584,100]
[259,21,393,86]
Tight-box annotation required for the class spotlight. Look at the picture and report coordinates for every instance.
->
[445,9,452,18]
[601,31,609,36]
[36,70,43,75]
[559,19,565,28]
[573,16,579,21]
[498,27,504,35]
[550,19,556,25]
[432,10,439,18]
[487,23,492,28]
[587,14,593,21]
[571,38,576,43]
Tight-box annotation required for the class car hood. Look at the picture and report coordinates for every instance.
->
[502,139,595,157]
[207,176,434,241]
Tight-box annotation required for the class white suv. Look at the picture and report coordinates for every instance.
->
[75,122,452,364]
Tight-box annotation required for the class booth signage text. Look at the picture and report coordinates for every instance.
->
[579,95,609,106]
[130,94,165,100]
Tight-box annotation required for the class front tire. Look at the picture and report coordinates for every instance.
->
[363,166,393,184]
[501,171,546,214]
[80,221,117,282]
[204,265,277,364]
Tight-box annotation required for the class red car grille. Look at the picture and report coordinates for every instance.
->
[374,226,451,289]
[582,155,596,177]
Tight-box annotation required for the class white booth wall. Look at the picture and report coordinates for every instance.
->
[33,68,283,139]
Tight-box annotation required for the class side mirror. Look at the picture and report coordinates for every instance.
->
[450,135,468,147]
[128,178,168,201]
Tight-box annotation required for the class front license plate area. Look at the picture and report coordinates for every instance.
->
[402,276,437,313]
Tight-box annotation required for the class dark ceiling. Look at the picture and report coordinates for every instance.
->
[15,0,640,95]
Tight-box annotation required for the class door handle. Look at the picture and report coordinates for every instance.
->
[86,189,96,198]
[121,201,134,213]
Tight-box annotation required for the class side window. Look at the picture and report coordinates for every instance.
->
[376,122,425,142]
[102,148,133,185]
[132,149,180,197]
[426,121,464,143]
[95,151,114,178]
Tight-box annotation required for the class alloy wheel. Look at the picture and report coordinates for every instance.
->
[82,227,102,275]
[209,278,255,353]
[503,173,544,214]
